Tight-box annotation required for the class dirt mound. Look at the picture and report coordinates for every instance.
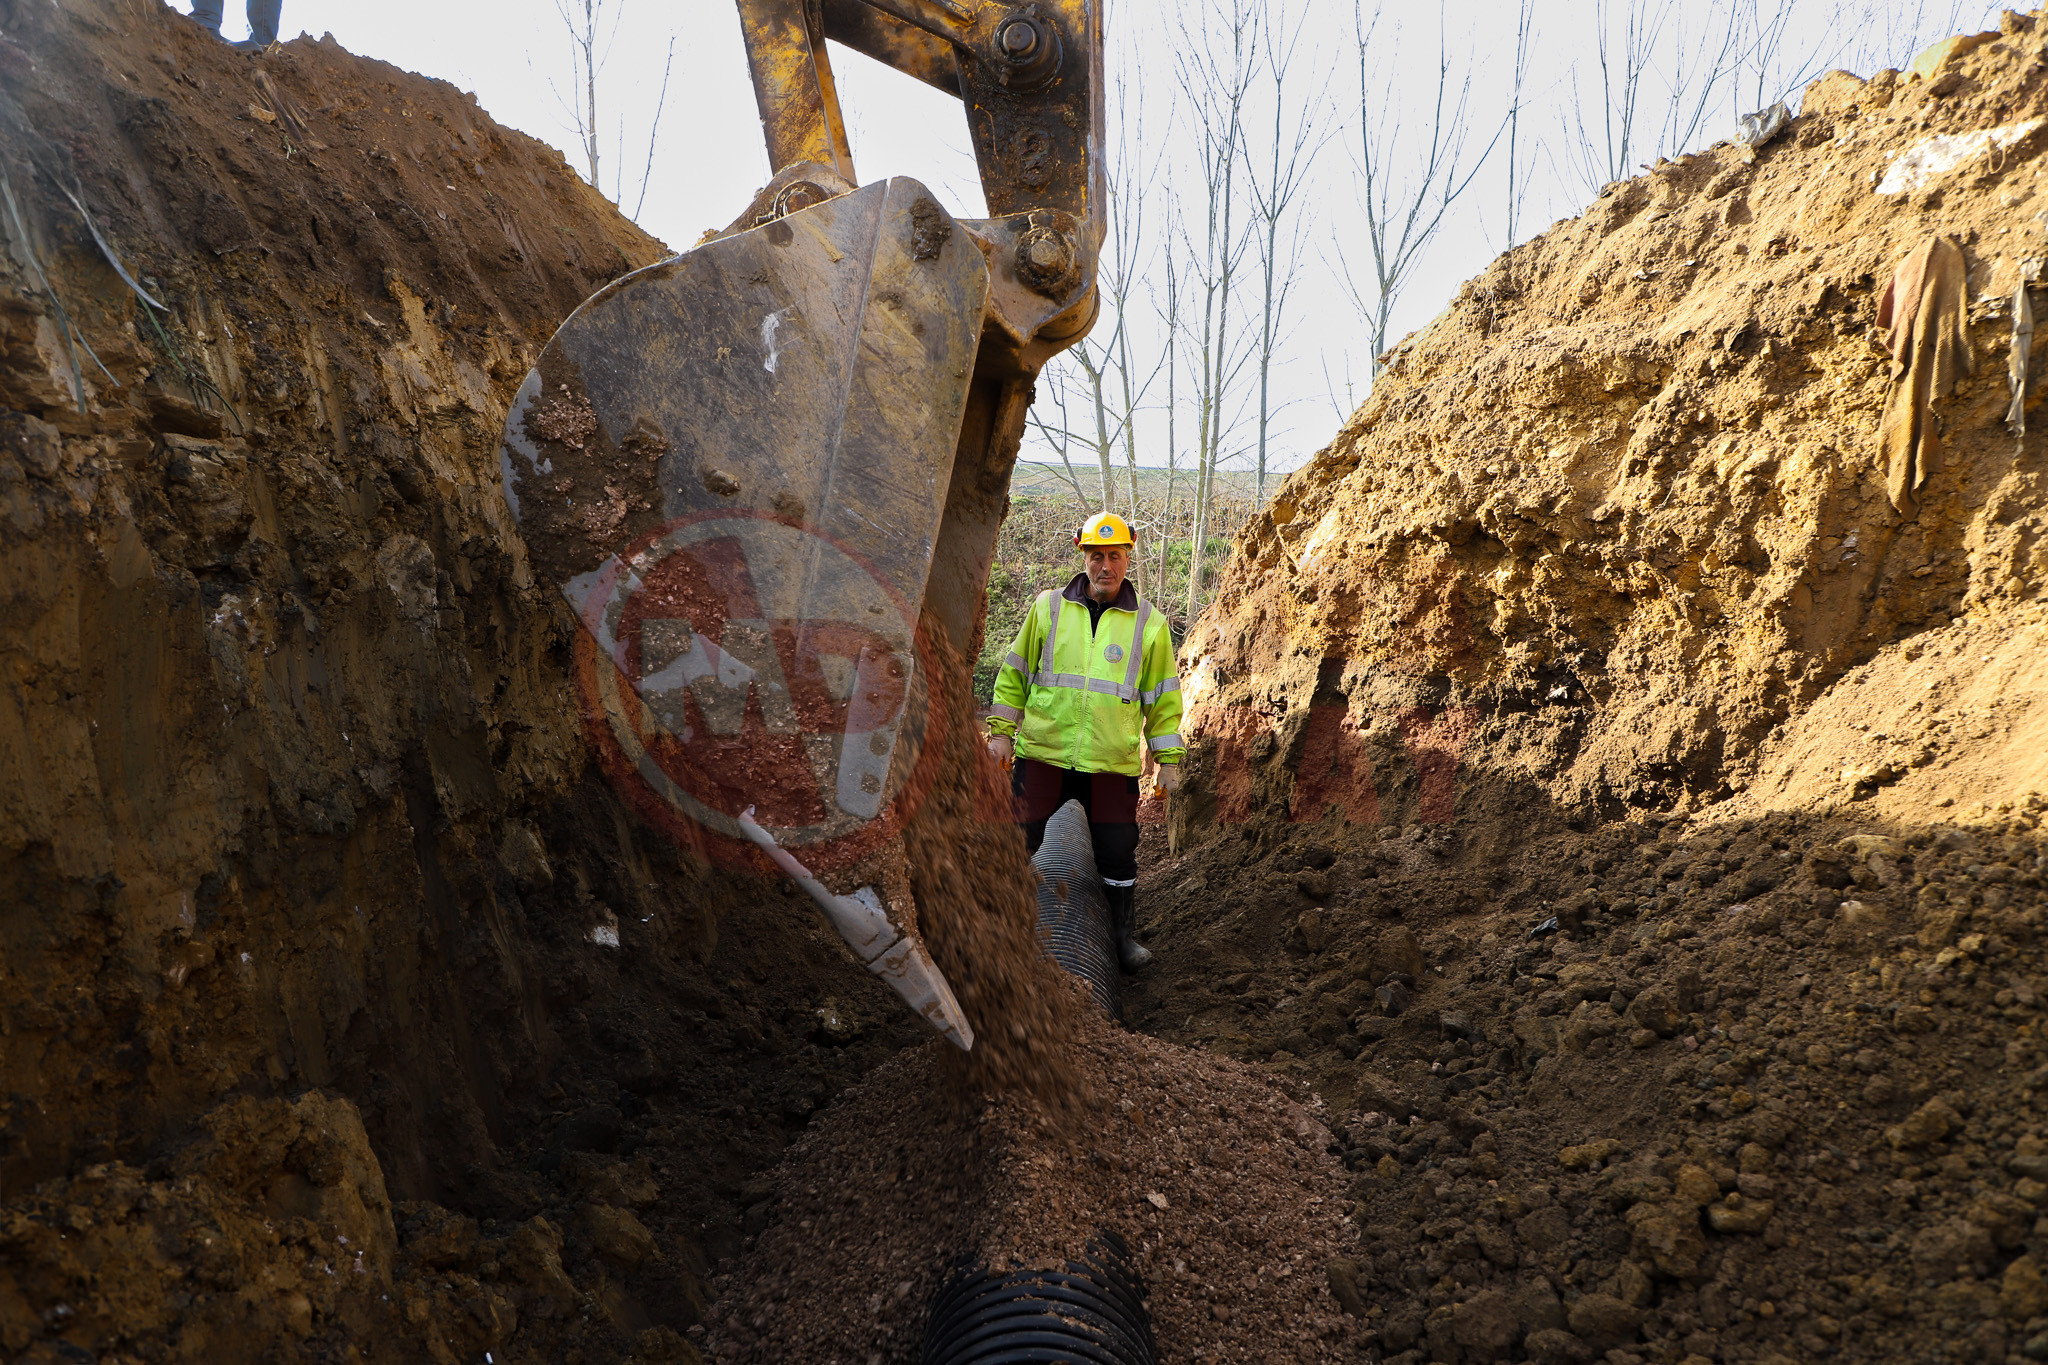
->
[1178,13,2048,832]
[1129,13,2048,1364]
[1131,795,2047,1363]
[1740,601,2048,823]
[0,2,944,1359]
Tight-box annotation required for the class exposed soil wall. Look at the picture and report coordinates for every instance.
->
[1179,19,2048,832]
[0,3,936,1359]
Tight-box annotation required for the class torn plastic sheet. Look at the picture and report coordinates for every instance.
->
[1735,101,1789,155]
[1878,118,2045,195]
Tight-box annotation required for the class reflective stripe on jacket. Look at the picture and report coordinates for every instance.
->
[985,572,1184,776]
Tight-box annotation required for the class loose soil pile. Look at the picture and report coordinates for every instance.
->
[1130,787,2048,1365]
[701,1023,1358,1363]
[1136,14,2048,1365]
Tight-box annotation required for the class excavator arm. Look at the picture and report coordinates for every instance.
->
[728,0,1103,653]
[494,0,1106,1048]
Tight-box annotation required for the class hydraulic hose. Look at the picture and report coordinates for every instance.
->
[1029,798,1122,1019]
[921,1230,1159,1365]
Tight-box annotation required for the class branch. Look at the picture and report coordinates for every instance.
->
[633,36,678,219]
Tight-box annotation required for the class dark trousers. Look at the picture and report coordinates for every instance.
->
[1012,758,1139,885]
[191,0,282,44]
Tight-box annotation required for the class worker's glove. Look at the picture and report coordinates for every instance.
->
[986,733,1015,771]
[1153,763,1182,797]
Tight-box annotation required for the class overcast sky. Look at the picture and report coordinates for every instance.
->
[247,0,2000,485]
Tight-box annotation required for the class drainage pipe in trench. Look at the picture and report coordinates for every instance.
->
[919,799,1156,1364]
[1027,797,1123,1019]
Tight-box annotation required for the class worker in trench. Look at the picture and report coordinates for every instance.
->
[984,512,1184,970]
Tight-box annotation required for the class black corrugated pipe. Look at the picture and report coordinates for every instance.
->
[916,816,1156,1362]
[1030,798,1121,1019]
[921,1230,1159,1365]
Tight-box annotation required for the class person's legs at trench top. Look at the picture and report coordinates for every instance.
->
[189,1,282,45]
[1011,758,1140,890]
[247,0,281,46]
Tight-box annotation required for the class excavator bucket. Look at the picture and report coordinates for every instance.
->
[497,0,1104,1049]
[499,180,989,1044]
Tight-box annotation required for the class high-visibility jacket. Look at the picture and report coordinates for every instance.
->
[987,573,1184,776]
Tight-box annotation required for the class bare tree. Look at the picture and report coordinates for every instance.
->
[1029,352,1118,509]
[632,37,679,219]
[1175,0,1260,625]
[1502,0,1539,251]
[1022,380,1096,505]
[1562,0,1934,203]
[1154,249,1186,600]
[1336,3,1500,377]
[1017,50,1172,596]
[1651,6,1744,172]
[1565,0,1744,197]
[552,0,615,187]
[1320,352,1360,425]
[1840,0,1983,80]
[547,0,677,221]
[1726,0,1838,114]
[1244,0,1331,504]
[1104,57,1169,540]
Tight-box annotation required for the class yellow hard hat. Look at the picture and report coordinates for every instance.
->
[1074,512,1135,548]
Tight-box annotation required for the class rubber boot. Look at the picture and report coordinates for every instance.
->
[1105,884,1151,971]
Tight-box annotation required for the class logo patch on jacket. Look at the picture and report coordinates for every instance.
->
[1103,643,1124,663]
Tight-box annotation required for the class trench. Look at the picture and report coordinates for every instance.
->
[0,14,1354,1362]
[8,6,2048,1365]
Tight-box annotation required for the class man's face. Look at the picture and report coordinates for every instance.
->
[1085,544,1130,600]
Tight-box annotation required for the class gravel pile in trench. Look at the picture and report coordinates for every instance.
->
[699,1010,1362,1362]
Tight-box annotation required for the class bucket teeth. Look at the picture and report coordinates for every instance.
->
[736,809,974,1051]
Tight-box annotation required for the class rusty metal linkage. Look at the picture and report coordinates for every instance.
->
[734,0,1102,375]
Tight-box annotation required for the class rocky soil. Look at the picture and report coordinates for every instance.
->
[1130,788,2048,1365]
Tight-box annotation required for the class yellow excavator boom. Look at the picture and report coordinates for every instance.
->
[495,0,1106,1046]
